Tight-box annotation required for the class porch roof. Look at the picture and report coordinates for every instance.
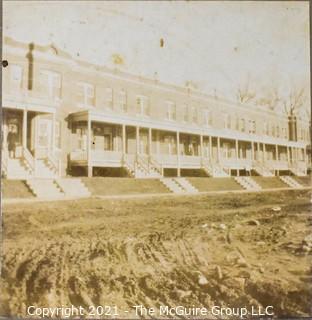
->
[3,93,58,114]
[68,109,307,149]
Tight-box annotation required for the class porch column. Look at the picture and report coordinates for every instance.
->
[136,126,140,156]
[156,131,160,155]
[257,142,260,161]
[200,135,203,160]
[275,145,279,161]
[52,112,56,152]
[217,137,221,163]
[22,109,27,148]
[263,143,266,163]
[303,147,307,163]
[287,146,290,164]
[87,117,92,177]
[209,136,212,160]
[177,131,181,177]
[235,140,239,161]
[148,127,152,156]
[251,141,255,161]
[122,124,126,156]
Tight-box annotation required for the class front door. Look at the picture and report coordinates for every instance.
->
[35,118,52,158]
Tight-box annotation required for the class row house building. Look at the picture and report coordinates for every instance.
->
[1,37,310,180]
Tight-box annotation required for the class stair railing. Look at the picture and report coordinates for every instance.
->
[22,146,36,176]
[148,155,163,176]
[48,151,61,176]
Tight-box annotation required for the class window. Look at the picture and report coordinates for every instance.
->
[240,118,245,132]
[224,114,231,129]
[276,126,280,138]
[282,127,287,139]
[204,109,212,126]
[182,104,188,122]
[191,106,198,123]
[249,120,256,134]
[136,95,149,116]
[105,87,113,109]
[271,125,276,137]
[166,101,176,121]
[55,121,61,149]
[10,65,23,89]
[118,90,127,112]
[263,122,269,135]
[78,82,95,107]
[41,70,61,99]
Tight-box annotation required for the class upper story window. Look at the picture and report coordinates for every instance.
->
[224,114,231,129]
[271,125,276,137]
[249,120,256,134]
[118,90,127,112]
[105,87,113,109]
[10,64,23,89]
[204,109,212,126]
[78,82,95,107]
[191,106,198,124]
[136,95,149,116]
[40,70,61,99]
[263,122,269,135]
[182,104,188,122]
[240,118,245,132]
[165,101,176,121]
[276,125,280,138]
[282,127,287,139]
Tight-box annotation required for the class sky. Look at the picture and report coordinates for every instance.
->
[3,1,310,113]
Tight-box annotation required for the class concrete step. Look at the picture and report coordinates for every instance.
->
[280,176,303,188]
[26,179,64,198]
[56,178,91,197]
[160,178,185,193]
[234,177,261,191]
[174,178,198,193]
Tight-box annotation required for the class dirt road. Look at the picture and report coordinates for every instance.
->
[0,190,311,318]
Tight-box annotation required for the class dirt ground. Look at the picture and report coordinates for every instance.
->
[0,190,311,318]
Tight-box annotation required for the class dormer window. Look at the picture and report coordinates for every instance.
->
[166,101,176,121]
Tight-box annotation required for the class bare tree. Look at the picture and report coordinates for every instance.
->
[282,87,306,116]
[256,87,280,111]
[236,75,256,104]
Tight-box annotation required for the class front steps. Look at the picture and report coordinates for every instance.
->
[124,156,162,178]
[25,178,92,198]
[56,178,91,197]
[36,159,58,178]
[280,176,303,188]
[5,158,32,179]
[234,176,262,191]
[160,178,199,194]
[26,179,64,198]
[203,164,229,177]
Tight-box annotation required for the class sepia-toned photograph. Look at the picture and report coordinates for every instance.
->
[0,1,311,318]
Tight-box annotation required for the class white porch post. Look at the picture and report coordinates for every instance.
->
[263,143,266,162]
[87,116,92,177]
[235,139,239,161]
[251,141,255,161]
[22,109,27,148]
[287,146,290,164]
[275,144,279,161]
[257,142,260,161]
[136,126,140,156]
[52,112,56,152]
[177,131,181,177]
[209,136,212,160]
[217,137,221,163]
[122,124,126,157]
[148,127,152,156]
[156,130,160,155]
[200,134,203,160]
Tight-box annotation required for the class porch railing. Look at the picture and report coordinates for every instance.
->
[22,146,36,176]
